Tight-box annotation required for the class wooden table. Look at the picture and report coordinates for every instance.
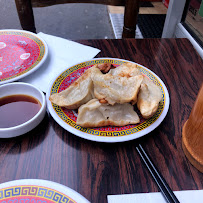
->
[0,38,202,203]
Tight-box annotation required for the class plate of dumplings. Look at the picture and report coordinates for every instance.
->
[46,58,170,142]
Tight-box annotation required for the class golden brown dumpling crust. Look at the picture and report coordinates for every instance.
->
[137,77,162,119]
[109,62,141,77]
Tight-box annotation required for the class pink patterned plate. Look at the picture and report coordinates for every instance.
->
[46,58,170,143]
[0,179,90,203]
[0,30,48,85]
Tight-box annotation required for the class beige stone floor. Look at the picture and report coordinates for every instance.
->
[108,2,168,15]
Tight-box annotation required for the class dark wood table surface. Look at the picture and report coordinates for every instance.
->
[0,38,203,203]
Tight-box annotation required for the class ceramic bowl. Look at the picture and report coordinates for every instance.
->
[0,82,46,138]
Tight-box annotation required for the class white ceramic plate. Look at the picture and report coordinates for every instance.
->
[46,58,170,143]
[0,29,48,85]
[0,179,90,203]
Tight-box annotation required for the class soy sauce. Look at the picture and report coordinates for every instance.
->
[0,94,41,128]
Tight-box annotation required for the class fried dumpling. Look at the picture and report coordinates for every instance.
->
[137,77,162,119]
[109,62,142,77]
[49,68,93,109]
[97,63,116,73]
[91,66,143,105]
[76,99,140,128]
[109,62,142,105]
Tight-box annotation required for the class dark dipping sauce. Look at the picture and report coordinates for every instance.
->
[0,94,41,128]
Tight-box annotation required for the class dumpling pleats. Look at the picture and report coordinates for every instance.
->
[76,99,140,128]
[91,66,143,105]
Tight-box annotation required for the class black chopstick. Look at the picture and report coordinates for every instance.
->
[136,144,180,203]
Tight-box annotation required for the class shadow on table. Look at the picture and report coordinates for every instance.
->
[52,118,154,152]
[0,112,49,154]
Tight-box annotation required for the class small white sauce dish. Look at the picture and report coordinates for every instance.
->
[0,82,46,138]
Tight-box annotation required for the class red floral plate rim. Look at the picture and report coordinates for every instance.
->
[0,29,48,85]
[46,58,170,143]
[0,179,89,203]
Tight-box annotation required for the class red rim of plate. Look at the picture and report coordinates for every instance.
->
[0,179,89,203]
[0,29,48,85]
